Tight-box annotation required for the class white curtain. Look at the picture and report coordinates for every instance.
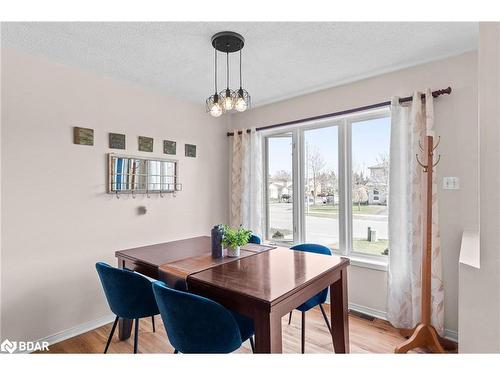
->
[230,128,263,236]
[387,89,444,336]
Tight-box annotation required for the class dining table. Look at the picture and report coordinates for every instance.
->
[115,235,350,353]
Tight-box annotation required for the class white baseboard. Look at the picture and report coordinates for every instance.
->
[348,303,458,343]
[37,314,115,351]
[444,329,458,343]
[349,302,387,320]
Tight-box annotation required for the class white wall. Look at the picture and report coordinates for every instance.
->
[459,23,500,353]
[1,48,229,342]
[230,52,479,336]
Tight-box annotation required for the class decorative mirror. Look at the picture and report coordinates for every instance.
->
[108,154,182,197]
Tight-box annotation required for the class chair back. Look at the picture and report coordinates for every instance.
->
[290,243,332,256]
[95,262,159,319]
[152,281,242,353]
[249,234,261,244]
[290,243,332,304]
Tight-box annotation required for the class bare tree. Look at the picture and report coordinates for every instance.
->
[371,153,389,193]
[272,169,291,184]
[353,185,369,211]
[317,169,338,196]
[306,144,326,201]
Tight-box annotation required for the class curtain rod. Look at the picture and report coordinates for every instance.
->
[226,86,452,136]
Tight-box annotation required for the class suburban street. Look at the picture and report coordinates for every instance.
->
[269,202,388,246]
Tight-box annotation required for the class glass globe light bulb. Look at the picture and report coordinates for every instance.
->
[235,96,247,112]
[209,102,223,117]
[223,95,234,111]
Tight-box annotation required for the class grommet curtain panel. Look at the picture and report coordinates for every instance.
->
[230,128,263,237]
[387,89,444,336]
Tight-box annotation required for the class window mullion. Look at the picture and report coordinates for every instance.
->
[292,128,303,244]
[338,119,352,256]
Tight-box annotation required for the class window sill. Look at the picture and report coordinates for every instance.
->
[343,255,388,271]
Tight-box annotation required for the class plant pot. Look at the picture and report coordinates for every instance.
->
[226,246,241,258]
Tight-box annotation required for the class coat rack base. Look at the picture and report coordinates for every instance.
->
[395,323,446,353]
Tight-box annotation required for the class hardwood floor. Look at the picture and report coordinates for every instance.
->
[46,305,454,354]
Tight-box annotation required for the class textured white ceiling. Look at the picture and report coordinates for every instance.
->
[1,22,478,107]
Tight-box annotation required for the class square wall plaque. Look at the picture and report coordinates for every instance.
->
[163,140,177,155]
[138,136,153,152]
[109,133,126,150]
[185,144,197,158]
[73,127,94,146]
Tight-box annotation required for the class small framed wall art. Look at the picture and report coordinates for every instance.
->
[109,133,126,150]
[138,136,154,152]
[163,140,177,155]
[73,127,94,146]
[185,144,197,158]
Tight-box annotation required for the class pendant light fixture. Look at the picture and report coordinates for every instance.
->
[235,48,251,112]
[206,47,223,117]
[206,31,250,117]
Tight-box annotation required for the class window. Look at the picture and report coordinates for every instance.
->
[304,125,339,251]
[264,109,390,260]
[266,133,293,244]
[351,116,390,257]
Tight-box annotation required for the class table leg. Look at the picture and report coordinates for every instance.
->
[253,311,282,353]
[330,268,350,353]
[117,257,133,341]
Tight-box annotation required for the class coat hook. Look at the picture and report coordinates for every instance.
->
[131,190,136,199]
[416,154,428,172]
[418,141,425,152]
[433,154,441,168]
[432,136,441,151]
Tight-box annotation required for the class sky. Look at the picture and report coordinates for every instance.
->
[268,116,391,177]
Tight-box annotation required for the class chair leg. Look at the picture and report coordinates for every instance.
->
[133,318,139,354]
[151,315,156,333]
[301,311,305,354]
[288,311,293,325]
[104,316,119,354]
[249,336,255,353]
[319,304,332,334]
[173,349,179,354]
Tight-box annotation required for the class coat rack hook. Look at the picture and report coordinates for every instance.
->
[131,190,136,199]
[432,136,441,151]
[433,154,441,168]
[416,154,428,172]
[418,141,425,152]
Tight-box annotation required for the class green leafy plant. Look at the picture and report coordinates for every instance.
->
[222,225,252,249]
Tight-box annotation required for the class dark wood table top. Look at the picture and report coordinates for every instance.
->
[115,236,212,267]
[188,248,349,306]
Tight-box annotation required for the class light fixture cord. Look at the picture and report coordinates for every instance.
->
[214,47,217,93]
[239,48,243,88]
[226,52,230,90]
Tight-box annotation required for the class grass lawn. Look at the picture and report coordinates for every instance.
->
[352,239,389,256]
[305,204,387,218]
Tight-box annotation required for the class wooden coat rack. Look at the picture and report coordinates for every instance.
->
[394,135,449,353]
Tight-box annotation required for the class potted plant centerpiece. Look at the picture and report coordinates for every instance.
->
[222,225,252,257]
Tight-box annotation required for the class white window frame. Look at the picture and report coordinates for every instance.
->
[262,107,391,270]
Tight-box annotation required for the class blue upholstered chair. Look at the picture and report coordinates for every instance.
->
[288,244,332,353]
[249,234,261,244]
[152,281,255,354]
[95,262,159,354]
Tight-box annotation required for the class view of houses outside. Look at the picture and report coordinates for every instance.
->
[266,116,390,256]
